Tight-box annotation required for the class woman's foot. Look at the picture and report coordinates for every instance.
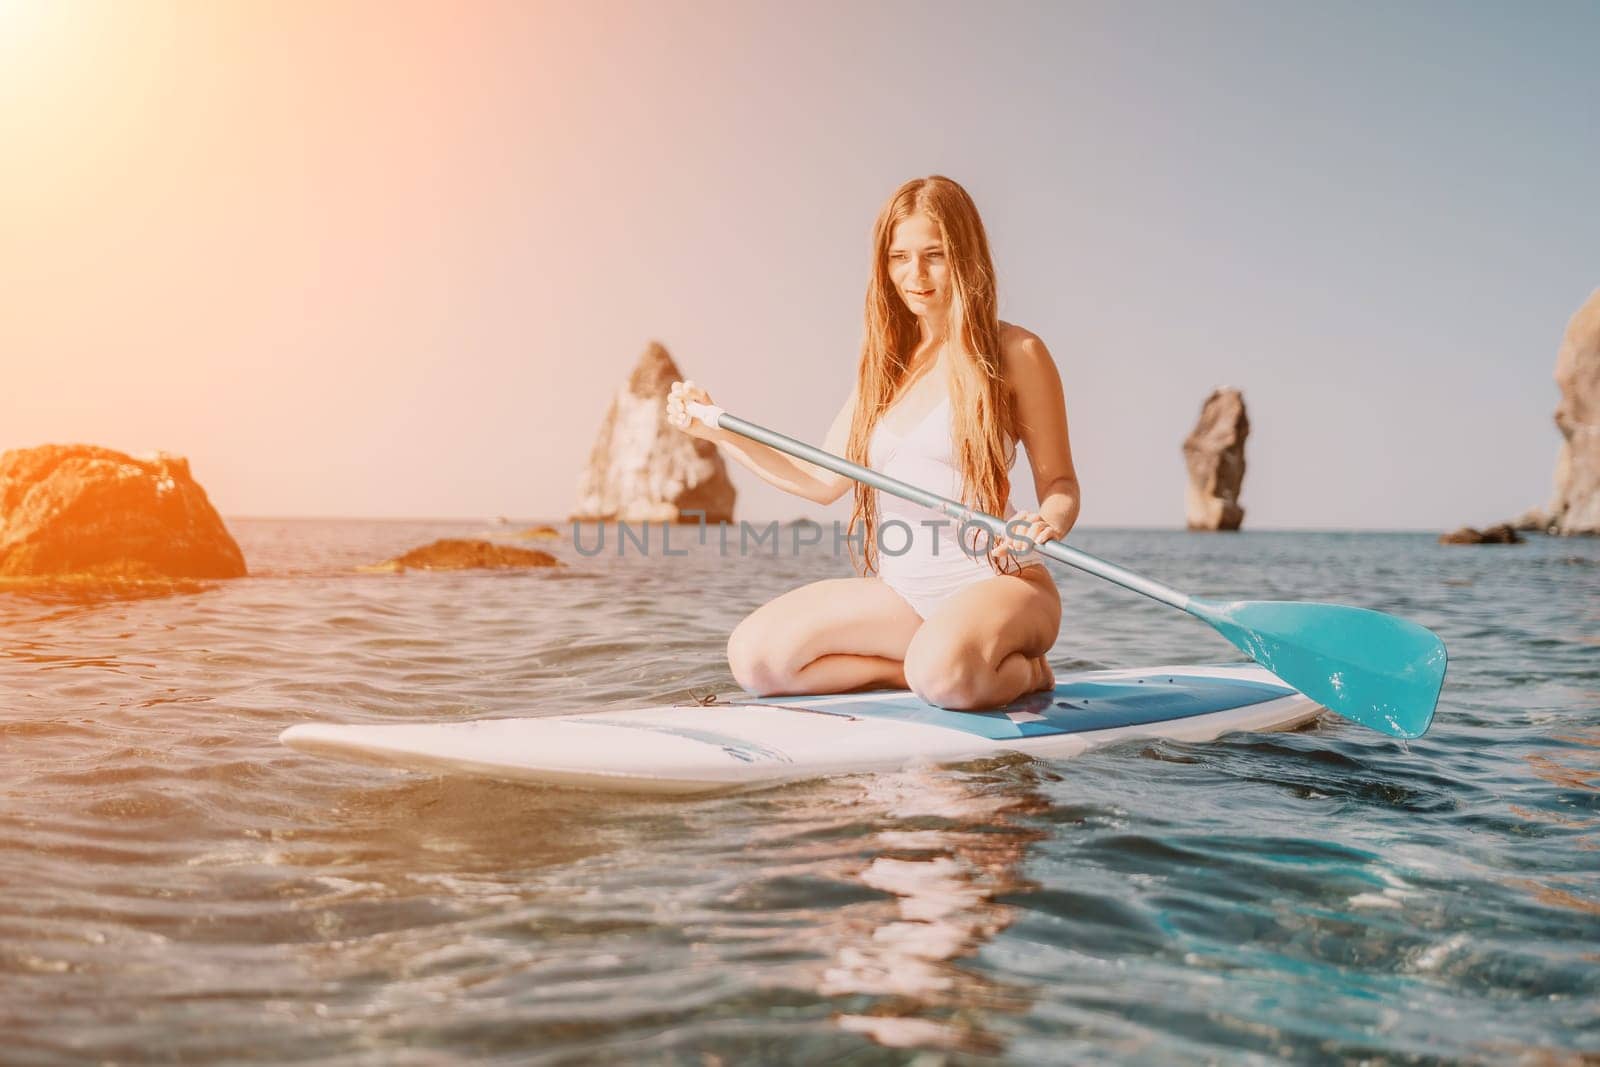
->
[1032,655,1055,693]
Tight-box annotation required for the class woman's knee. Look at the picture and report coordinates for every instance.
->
[903,634,985,709]
[727,616,790,694]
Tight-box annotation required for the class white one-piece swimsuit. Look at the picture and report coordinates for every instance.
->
[868,392,1027,620]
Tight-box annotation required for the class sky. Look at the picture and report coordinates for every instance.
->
[2,0,1596,529]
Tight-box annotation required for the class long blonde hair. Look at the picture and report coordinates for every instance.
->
[845,175,1018,577]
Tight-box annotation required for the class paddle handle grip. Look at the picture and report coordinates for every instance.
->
[685,400,726,429]
[702,406,1191,611]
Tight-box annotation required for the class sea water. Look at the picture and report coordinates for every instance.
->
[2,521,1596,1063]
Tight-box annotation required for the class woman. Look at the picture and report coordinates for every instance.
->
[667,175,1080,711]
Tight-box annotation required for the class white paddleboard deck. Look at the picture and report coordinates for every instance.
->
[279,664,1322,795]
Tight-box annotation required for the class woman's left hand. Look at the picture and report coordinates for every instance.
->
[990,510,1061,566]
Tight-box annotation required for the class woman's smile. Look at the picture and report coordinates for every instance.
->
[887,211,953,318]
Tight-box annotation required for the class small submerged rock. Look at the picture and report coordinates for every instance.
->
[0,444,246,580]
[361,538,564,573]
[1439,525,1525,545]
[514,525,561,540]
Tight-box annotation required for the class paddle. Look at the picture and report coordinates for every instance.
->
[683,400,1446,739]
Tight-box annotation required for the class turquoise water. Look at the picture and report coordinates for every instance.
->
[3,521,1596,1063]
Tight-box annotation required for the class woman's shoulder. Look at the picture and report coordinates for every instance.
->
[998,320,1039,345]
[996,321,1052,374]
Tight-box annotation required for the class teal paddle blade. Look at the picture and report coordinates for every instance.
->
[1186,598,1447,739]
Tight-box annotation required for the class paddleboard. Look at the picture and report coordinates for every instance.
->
[278,663,1322,795]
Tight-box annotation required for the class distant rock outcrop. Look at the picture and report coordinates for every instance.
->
[0,444,246,579]
[362,539,563,572]
[1182,389,1248,531]
[572,342,736,523]
[1541,288,1600,535]
[1440,525,1524,545]
[1508,507,1552,533]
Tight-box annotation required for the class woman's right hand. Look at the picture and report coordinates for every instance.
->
[666,380,722,442]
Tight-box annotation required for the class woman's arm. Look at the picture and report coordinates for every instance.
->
[719,384,858,505]
[669,381,858,506]
[1004,327,1081,536]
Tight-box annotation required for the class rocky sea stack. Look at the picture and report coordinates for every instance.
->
[1540,288,1600,535]
[572,342,736,523]
[1182,388,1249,531]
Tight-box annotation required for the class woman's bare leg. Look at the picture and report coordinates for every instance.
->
[727,576,924,696]
[902,564,1062,710]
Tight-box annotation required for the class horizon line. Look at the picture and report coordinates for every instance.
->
[219,514,1467,535]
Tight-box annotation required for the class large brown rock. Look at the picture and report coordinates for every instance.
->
[0,444,245,579]
[1182,388,1249,531]
[1542,288,1600,535]
[572,342,736,523]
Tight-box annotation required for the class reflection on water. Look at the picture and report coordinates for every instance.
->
[814,767,1045,1054]
[0,575,218,607]
[1505,724,1600,921]
[3,521,1598,1062]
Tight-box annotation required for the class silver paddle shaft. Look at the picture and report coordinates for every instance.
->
[686,400,1191,611]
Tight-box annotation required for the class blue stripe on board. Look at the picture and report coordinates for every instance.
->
[745,673,1294,741]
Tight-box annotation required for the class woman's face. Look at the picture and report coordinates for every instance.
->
[887,212,950,318]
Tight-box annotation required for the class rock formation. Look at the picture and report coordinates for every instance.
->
[1440,525,1524,545]
[1182,388,1248,531]
[1541,288,1600,535]
[1508,507,1552,533]
[572,342,736,523]
[362,539,563,572]
[0,444,246,579]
